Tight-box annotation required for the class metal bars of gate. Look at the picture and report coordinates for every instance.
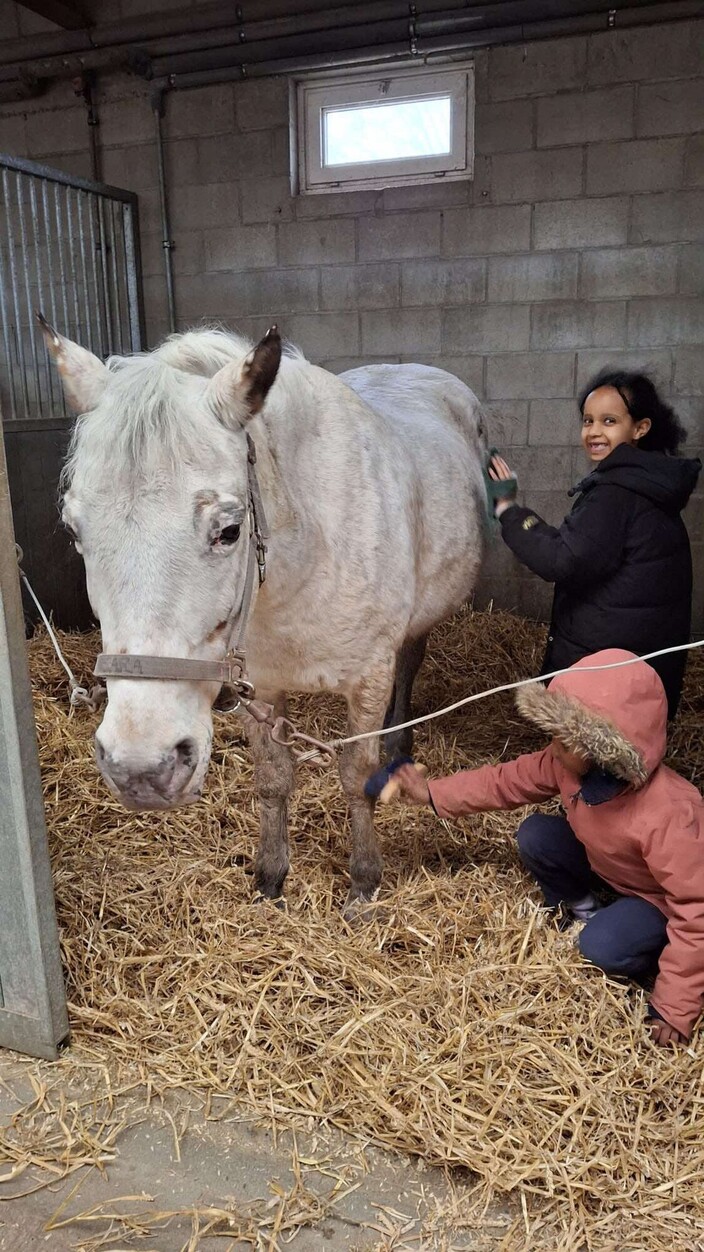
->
[0,154,145,425]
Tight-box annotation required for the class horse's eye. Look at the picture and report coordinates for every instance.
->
[215,523,241,548]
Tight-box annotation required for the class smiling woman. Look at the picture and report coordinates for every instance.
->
[489,370,700,719]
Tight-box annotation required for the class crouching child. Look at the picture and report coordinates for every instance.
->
[394,650,704,1047]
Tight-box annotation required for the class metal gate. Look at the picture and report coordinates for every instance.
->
[0,153,145,423]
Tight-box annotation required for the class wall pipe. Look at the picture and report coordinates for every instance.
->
[152,89,176,335]
[150,2,703,89]
[0,0,700,79]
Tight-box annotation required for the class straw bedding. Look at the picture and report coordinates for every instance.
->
[10,608,704,1248]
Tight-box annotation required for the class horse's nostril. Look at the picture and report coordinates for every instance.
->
[175,737,197,769]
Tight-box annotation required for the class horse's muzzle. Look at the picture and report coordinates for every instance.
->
[94,733,202,809]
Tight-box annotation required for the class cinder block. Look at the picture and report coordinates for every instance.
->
[361,308,441,355]
[101,143,155,193]
[171,182,241,231]
[506,445,574,491]
[486,352,575,400]
[637,80,704,139]
[295,189,379,219]
[278,219,355,266]
[488,253,578,303]
[576,348,672,393]
[165,139,200,187]
[234,78,289,131]
[675,347,704,396]
[533,197,629,250]
[689,543,704,634]
[627,298,704,349]
[491,148,583,204]
[177,268,319,321]
[324,355,397,373]
[587,21,703,85]
[529,398,582,445]
[204,225,276,272]
[580,246,678,298]
[683,495,704,544]
[678,245,704,296]
[141,230,204,278]
[198,131,273,182]
[489,36,587,101]
[443,204,531,256]
[358,212,440,261]
[321,263,399,311]
[240,176,294,224]
[164,86,234,139]
[586,138,685,196]
[271,128,290,176]
[673,396,704,440]
[482,400,529,446]
[631,192,704,244]
[537,85,634,148]
[25,106,88,156]
[0,111,26,153]
[280,312,360,361]
[432,356,485,397]
[401,258,486,307]
[475,99,534,154]
[443,305,530,354]
[100,95,154,148]
[381,181,470,212]
[685,135,704,187]
[531,301,626,350]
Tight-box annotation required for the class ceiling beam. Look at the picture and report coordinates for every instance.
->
[16,1,88,30]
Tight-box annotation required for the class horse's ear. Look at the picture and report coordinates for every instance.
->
[36,310,109,413]
[208,326,282,427]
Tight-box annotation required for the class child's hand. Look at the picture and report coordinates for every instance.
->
[393,763,432,806]
[488,454,518,517]
[648,1017,687,1047]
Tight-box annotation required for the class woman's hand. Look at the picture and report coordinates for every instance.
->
[648,1017,687,1047]
[488,454,518,517]
[393,763,432,806]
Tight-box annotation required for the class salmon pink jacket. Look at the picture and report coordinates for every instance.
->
[428,649,704,1038]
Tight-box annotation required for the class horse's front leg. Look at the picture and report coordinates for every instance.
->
[243,692,295,903]
[339,663,394,919]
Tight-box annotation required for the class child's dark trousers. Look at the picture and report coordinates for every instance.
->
[516,813,669,979]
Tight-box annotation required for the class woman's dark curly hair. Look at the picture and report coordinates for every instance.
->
[578,368,687,455]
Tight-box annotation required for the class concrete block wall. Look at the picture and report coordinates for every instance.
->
[1,12,703,628]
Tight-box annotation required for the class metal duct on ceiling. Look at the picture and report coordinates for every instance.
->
[0,0,700,87]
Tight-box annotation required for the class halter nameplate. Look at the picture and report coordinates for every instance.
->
[94,653,246,684]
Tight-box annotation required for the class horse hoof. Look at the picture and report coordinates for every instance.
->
[253,892,287,911]
[343,889,383,925]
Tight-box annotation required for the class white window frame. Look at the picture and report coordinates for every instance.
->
[293,62,475,196]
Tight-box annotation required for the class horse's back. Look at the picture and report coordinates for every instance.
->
[340,362,485,444]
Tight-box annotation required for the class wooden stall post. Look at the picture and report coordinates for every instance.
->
[0,426,69,1059]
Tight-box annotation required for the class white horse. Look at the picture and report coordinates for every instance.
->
[42,319,489,913]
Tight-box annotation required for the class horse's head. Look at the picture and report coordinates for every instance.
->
[41,316,281,810]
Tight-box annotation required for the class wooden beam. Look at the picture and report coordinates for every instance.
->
[16,0,88,30]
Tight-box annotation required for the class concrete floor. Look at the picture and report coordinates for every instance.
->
[0,1060,508,1251]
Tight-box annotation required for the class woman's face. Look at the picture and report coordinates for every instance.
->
[580,385,651,464]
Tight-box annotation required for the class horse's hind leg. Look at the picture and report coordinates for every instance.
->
[383,633,428,760]
[244,693,294,903]
[339,662,394,919]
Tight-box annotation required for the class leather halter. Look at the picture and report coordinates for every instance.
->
[93,433,270,704]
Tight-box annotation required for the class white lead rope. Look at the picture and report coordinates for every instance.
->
[328,638,704,751]
[18,544,704,755]
[18,560,105,711]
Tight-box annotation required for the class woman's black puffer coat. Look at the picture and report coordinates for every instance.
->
[499,443,701,718]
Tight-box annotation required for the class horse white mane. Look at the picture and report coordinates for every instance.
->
[62,327,308,491]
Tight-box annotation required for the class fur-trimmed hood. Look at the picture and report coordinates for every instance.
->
[516,649,668,787]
